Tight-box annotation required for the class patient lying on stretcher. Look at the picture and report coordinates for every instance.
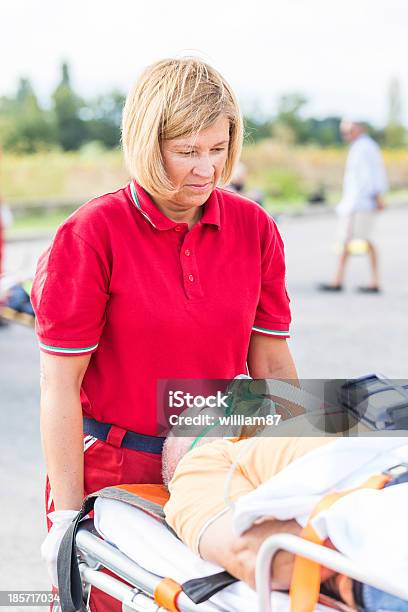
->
[162,436,408,611]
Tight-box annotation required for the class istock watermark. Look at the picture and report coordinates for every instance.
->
[168,390,230,409]
[0,591,59,607]
[156,376,408,437]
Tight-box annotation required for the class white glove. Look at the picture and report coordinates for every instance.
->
[41,510,79,588]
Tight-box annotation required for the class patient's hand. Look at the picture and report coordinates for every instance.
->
[199,509,301,591]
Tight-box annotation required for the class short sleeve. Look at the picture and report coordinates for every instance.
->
[31,225,110,355]
[252,215,291,338]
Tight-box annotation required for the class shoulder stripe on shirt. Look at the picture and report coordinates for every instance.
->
[39,342,98,354]
[252,326,289,336]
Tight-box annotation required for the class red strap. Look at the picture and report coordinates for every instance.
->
[106,425,127,447]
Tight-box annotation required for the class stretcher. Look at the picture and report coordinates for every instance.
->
[57,470,408,612]
[74,502,335,612]
[57,377,408,611]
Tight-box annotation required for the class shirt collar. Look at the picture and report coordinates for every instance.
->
[129,180,221,231]
[200,188,221,229]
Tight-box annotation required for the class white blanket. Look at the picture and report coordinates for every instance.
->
[94,498,331,611]
[233,437,408,586]
[93,437,407,610]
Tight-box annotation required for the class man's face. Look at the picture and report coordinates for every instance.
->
[340,122,363,143]
[161,115,230,209]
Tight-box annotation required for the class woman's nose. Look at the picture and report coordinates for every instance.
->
[192,155,214,178]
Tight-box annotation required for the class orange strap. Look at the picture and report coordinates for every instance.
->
[289,473,391,612]
[116,483,170,506]
[154,577,183,611]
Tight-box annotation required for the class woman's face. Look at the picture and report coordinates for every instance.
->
[161,114,230,208]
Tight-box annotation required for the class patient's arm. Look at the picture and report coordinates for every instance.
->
[199,508,301,591]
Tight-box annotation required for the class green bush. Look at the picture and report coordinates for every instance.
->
[260,168,305,201]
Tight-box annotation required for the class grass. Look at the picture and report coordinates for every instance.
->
[6,189,407,239]
[2,147,128,203]
[6,209,74,238]
[2,143,407,237]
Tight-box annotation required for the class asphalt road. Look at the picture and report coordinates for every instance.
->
[0,206,407,599]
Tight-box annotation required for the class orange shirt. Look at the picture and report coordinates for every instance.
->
[164,437,333,555]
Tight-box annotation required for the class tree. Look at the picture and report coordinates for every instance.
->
[272,94,309,144]
[384,78,406,148]
[243,115,273,143]
[0,78,56,153]
[52,62,86,150]
[16,78,36,105]
[304,117,342,146]
[85,90,125,148]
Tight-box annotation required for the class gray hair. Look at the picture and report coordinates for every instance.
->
[161,435,218,486]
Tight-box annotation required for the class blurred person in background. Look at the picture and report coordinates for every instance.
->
[319,119,388,293]
[226,161,248,193]
[226,161,265,207]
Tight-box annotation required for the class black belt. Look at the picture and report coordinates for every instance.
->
[83,417,165,454]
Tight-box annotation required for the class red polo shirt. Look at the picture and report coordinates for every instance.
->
[31,182,291,435]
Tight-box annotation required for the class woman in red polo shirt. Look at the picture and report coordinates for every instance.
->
[32,58,298,611]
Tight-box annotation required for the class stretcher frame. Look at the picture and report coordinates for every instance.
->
[74,521,408,612]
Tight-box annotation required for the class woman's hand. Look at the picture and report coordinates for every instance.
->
[41,509,78,587]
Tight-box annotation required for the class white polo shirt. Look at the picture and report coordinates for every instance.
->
[337,134,388,217]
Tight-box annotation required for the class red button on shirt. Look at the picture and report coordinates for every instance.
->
[31,182,291,435]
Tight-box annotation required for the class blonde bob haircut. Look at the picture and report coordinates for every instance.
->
[122,58,243,199]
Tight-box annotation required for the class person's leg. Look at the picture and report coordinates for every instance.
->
[44,434,162,611]
[318,215,352,290]
[358,583,408,611]
[44,440,124,612]
[318,245,350,290]
[84,439,162,611]
[333,244,350,287]
[365,241,380,289]
[334,215,354,287]
[328,574,408,611]
[353,212,380,292]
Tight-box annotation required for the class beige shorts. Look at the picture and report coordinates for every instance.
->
[163,437,333,555]
[337,211,376,244]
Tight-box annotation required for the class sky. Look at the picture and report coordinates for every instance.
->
[1,0,407,126]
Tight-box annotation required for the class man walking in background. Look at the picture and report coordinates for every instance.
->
[319,119,388,293]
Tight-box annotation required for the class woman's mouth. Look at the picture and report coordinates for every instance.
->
[186,182,211,191]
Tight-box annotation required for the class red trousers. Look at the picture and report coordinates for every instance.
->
[45,428,163,611]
